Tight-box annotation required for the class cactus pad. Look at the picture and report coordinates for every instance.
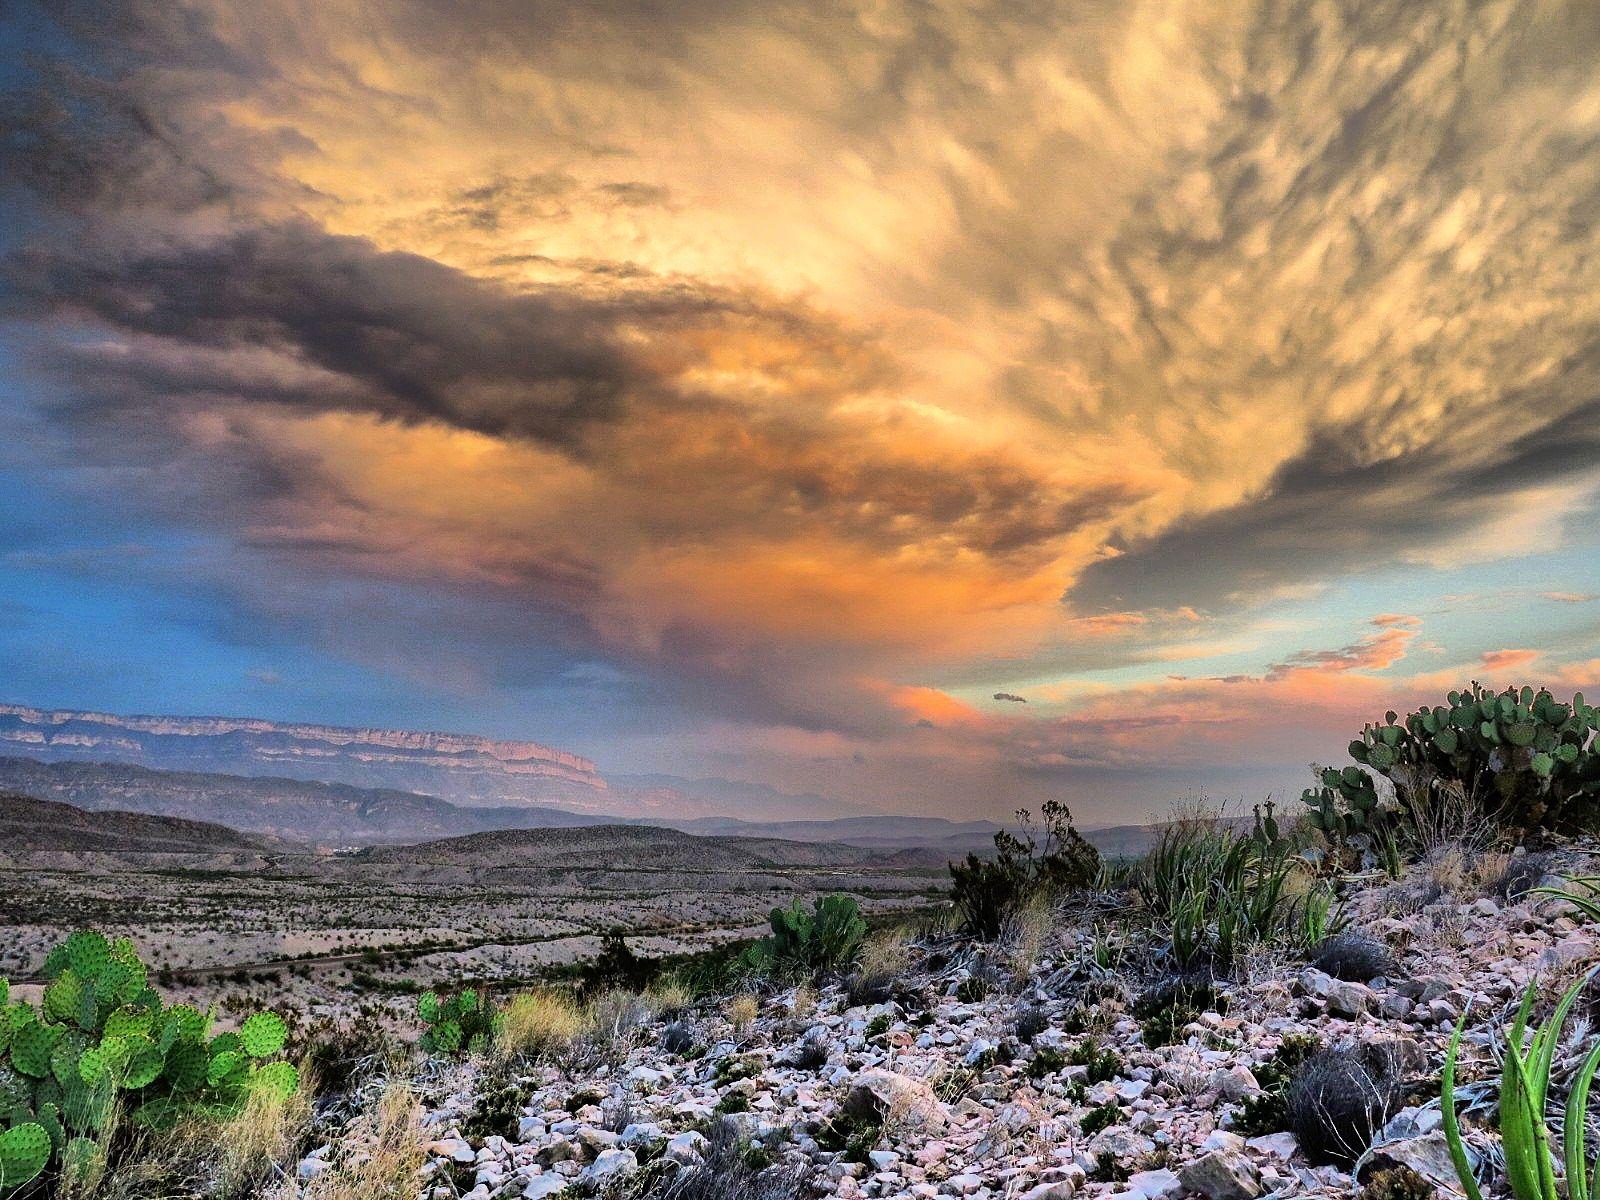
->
[239,1013,287,1059]
[0,1122,50,1189]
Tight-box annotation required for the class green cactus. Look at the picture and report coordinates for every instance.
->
[1345,685,1600,841]
[416,988,501,1058]
[741,893,869,977]
[0,1123,50,1191]
[0,931,299,1195]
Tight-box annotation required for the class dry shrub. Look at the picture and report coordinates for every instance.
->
[645,977,694,1018]
[498,989,585,1061]
[790,984,818,1021]
[1000,899,1053,980]
[726,993,760,1034]
[588,989,652,1046]
[301,1080,424,1200]
[858,929,912,980]
[216,1078,315,1198]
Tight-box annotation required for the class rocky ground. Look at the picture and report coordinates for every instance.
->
[293,845,1597,1200]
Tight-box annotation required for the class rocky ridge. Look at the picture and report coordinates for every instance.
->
[298,847,1595,1200]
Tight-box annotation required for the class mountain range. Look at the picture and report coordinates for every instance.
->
[0,702,604,808]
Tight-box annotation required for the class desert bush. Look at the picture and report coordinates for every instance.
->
[584,932,660,995]
[949,801,1100,940]
[416,986,499,1057]
[1492,851,1554,900]
[1284,1045,1406,1166]
[1308,931,1396,983]
[301,1080,424,1200]
[742,895,867,979]
[1133,974,1223,1047]
[1336,686,1600,843]
[587,990,652,1046]
[496,989,583,1061]
[1014,1004,1047,1043]
[1443,972,1600,1200]
[660,1021,696,1056]
[0,930,298,1195]
[1231,1033,1321,1136]
[725,993,760,1034]
[1069,1039,1122,1083]
[786,1029,829,1070]
[637,1116,804,1200]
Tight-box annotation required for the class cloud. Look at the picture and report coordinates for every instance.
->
[4,0,1600,816]
[992,692,1027,704]
[1543,592,1599,604]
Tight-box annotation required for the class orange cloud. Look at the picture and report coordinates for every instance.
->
[1479,649,1541,672]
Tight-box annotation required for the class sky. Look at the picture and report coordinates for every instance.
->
[1,0,1598,824]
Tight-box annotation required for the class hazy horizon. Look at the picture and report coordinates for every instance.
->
[4,1,1599,824]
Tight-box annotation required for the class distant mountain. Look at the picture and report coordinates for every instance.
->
[605,773,878,822]
[359,823,929,871]
[0,702,604,808]
[0,756,609,845]
[667,814,1003,853]
[0,792,273,853]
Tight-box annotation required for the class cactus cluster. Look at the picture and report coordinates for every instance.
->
[1348,685,1599,838]
[0,931,297,1194]
[742,894,868,978]
[417,988,501,1057]
[1300,765,1400,869]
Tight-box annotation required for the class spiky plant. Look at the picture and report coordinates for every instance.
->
[0,931,297,1195]
[1443,972,1600,1200]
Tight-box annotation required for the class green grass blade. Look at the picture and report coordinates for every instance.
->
[1443,1013,1486,1200]
[1564,1039,1600,1200]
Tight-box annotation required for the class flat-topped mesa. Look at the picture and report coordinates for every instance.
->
[0,703,605,806]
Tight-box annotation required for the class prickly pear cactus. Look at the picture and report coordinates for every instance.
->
[0,931,299,1194]
[0,1123,50,1190]
[418,987,501,1058]
[1343,685,1599,839]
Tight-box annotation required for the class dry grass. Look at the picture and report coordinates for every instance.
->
[497,988,585,1061]
[790,984,818,1021]
[726,992,760,1033]
[858,928,913,980]
[215,1079,314,1199]
[645,977,694,1017]
[298,1080,424,1200]
[1000,899,1053,980]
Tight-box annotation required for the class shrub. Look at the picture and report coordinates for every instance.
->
[1336,686,1600,843]
[1081,1103,1121,1136]
[1069,1039,1122,1084]
[1014,1004,1048,1043]
[640,1117,804,1200]
[1308,931,1396,982]
[1231,1034,1322,1136]
[0,931,298,1194]
[300,1080,423,1200]
[1492,851,1553,900]
[1284,1045,1405,1166]
[496,989,583,1061]
[417,987,499,1057]
[949,801,1100,939]
[661,1021,696,1056]
[1028,1047,1065,1079]
[787,1029,829,1070]
[725,993,760,1034]
[742,895,867,979]
[1137,821,1333,972]
[583,931,660,995]
[1134,974,1223,1047]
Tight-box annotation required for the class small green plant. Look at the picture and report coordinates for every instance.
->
[1081,1102,1120,1136]
[1362,1166,1436,1200]
[1028,1047,1065,1079]
[1231,1034,1321,1136]
[1069,1039,1122,1084]
[1443,972,1600,1200]
[949,801,1101,939]
[864,1013,891,1042]
[741,895,867,978]
[0,931,297,1194]
[417,987,501,1057]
